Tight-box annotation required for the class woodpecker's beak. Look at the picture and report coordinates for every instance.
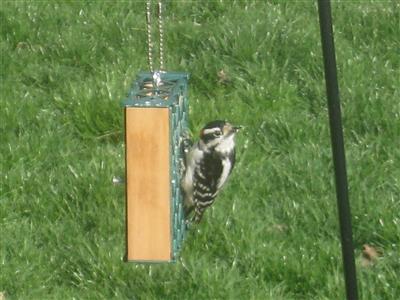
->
[232,125,242,132]
[225,124,242,135]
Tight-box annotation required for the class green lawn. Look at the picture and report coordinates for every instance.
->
[1,1,399,299]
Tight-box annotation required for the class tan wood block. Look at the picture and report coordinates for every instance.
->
[125,107,171,261]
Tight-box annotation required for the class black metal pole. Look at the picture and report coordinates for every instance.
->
[317,1,359,299]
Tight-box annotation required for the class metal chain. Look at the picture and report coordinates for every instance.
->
[146,0,165,73]
[146,0,153,73]
[158,1,164,71]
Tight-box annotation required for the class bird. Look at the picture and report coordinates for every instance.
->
[181,120,241,223]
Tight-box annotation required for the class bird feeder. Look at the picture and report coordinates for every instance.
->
[123,71,188,262]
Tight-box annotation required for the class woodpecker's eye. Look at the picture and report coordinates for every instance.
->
[213,131,222,137]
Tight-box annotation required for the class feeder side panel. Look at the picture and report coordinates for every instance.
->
[125,107,171,261]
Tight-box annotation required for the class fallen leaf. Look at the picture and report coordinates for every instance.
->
[361,244,380,267]
[217,69,231,85]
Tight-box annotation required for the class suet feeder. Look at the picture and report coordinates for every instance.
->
[123,71,189,262]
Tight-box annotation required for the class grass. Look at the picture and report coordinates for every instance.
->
[1,1,399,299]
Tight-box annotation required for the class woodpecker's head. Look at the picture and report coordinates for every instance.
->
[199,120,241,153]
